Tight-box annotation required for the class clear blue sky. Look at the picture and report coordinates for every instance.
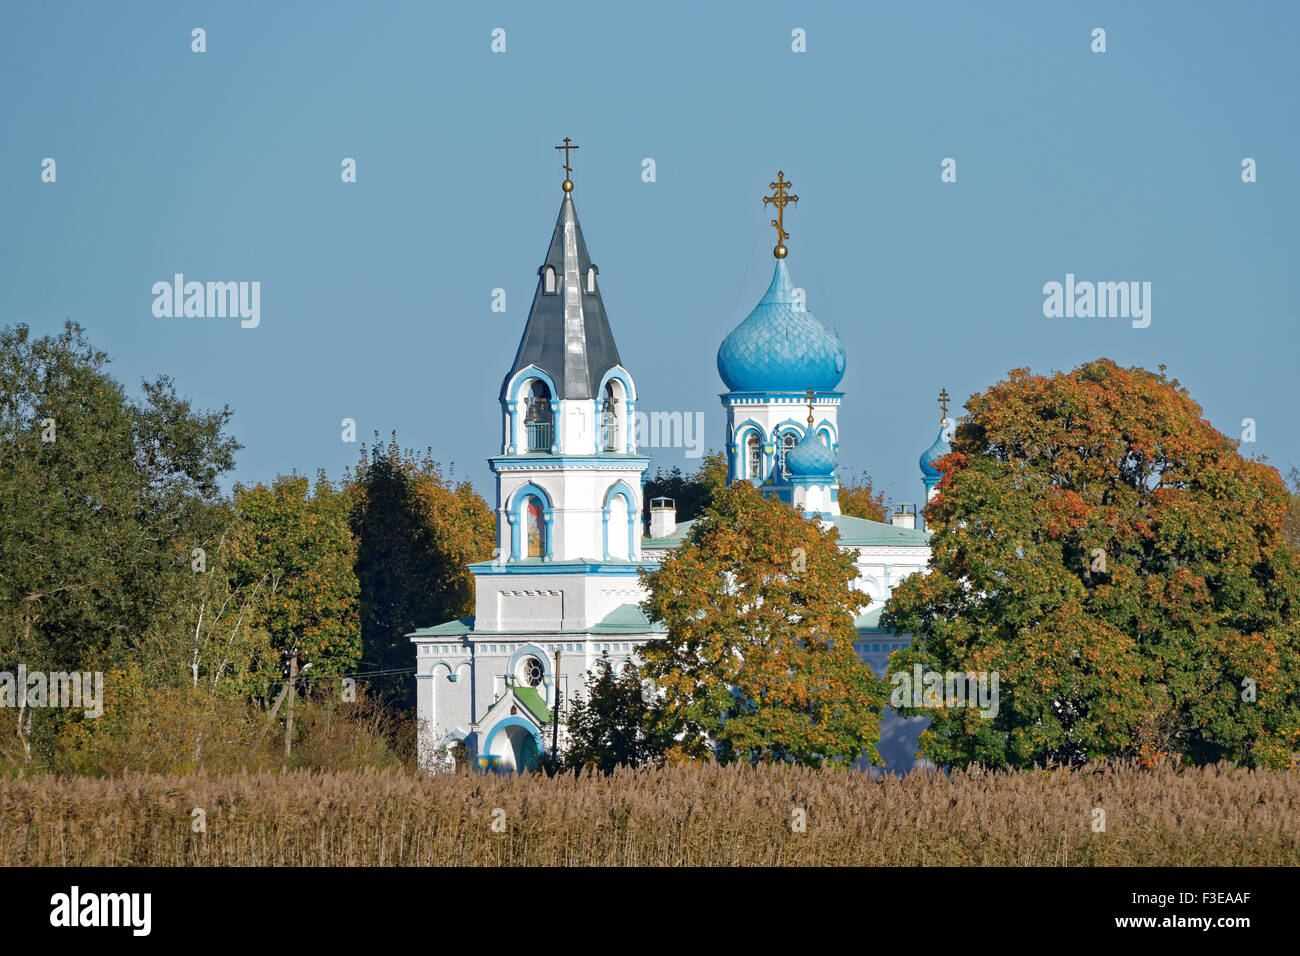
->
[3,1,1297,506]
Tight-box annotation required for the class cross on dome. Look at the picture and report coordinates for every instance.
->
[763,171,798,259]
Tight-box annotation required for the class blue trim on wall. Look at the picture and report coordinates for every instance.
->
[481,716,544,768]
[721,391,844,402]
[597,366,637,403]
[489,455,652,468]
[468,560,646,576]
[502,364,559,406]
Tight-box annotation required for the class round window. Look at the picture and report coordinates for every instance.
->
[521,656,544,687]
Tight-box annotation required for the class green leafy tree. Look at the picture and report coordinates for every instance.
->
[883,360,1300,769]
[0,322,239,762]
[643,450,726,531]
[563,654,674,772]
[229,474,360,683]
[639,480,885,768]
[347,439,494,709]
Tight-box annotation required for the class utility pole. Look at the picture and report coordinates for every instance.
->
[284,649,298,758]
[551,649,561,762]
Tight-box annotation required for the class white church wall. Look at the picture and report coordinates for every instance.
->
[493,467,645,562]
[723,393,841,481]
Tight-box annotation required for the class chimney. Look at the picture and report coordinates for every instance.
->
[891,503,916,530]
[649,497,676,538]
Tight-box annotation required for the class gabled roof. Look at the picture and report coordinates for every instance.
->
[500,194,623,401]
[512,686,552,723]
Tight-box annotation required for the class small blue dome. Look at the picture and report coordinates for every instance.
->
[786,431,837,478]
[717,260,847,392]
[920,420,953,477]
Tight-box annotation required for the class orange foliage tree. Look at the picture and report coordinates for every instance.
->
[884,360,1300,769]
[640,480,884,768]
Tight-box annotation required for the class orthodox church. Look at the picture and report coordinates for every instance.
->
[409,147,954,774]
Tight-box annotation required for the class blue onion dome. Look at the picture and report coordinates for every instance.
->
[786,430,837,478]
[920,419,953,477]
[717,260,847,392]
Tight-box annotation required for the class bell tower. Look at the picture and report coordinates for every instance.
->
[490,141,651,567]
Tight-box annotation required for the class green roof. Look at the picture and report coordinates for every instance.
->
[642,518,696,548]
[408,617,475,637]
[643,514,928,549]
[829,514,930,547]
[591,603,666,634]
[407,604,664,639]
[513,686,552,723]
[855,606,887,631]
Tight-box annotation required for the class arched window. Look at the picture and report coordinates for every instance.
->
[780,432,798,477]
[600,380,619,452]
[543,266,557,294]
[524,496,545,558]
[586,266,597,294]
[605,487,631,560]
[746,433,761,480]
[524,381,553,452]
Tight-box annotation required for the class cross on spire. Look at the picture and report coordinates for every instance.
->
[555,137,579,193]
[938,388,950,421]
[763,171,798,259]
[805,386,816,427]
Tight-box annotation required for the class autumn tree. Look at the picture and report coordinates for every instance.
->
[639,480,884,768]
[838,469,888,522]
[883,360,1300,769]
[1284,468,1300,552]
[348,439,494,709]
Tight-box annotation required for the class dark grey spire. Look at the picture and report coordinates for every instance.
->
[500,195,623,401]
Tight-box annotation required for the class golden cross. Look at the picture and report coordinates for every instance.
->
[555,137,579,191]
[938,388,950,420]
[763,171,798,258]
[805,386,815,427]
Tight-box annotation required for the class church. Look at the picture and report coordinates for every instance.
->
[409,144,954,774]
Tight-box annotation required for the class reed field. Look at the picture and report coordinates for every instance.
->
[2,761,1298,866]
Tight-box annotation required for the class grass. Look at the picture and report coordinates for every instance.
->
[2,760,1298,866]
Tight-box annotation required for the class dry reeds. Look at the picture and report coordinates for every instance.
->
[2,761,1296,866]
